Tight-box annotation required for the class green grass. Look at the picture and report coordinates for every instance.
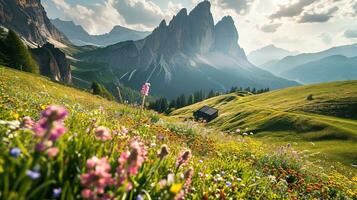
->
[0,66,356,199]
[170,81,357,174]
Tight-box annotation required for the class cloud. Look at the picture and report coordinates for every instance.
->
[298,6,339,23]
[270,0,315,19]
[52,0,126,35]
[344,29,357,38]
[211,0,256,15]
[319,33,332,44]
[260,23,282,33]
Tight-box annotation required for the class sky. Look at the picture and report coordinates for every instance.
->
[42,0,357,54]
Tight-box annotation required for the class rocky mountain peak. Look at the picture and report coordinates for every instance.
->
[214,16,240,55]
[0,0,69,45]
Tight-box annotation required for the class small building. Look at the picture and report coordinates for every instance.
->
[193,105,218,122]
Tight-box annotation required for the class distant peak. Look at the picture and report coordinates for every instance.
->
[177,8,188,17]
[159,20,167,28]
[189,0,211,16]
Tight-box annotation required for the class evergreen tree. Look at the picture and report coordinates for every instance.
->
[208,89,215,98]
[91,81,114,101]
[187,94,194,105]
[4,30,39,73]
[169,99,176,109]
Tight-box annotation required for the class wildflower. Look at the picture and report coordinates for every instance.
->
[94,126,112,141]
[53,188,62,198]
[41,105,68,121]
[236,129,241,133]
[159,179,167,188]
[242,132,248,136]
[81,189,91,198]
[10,148,21,158]
[167,173,175,185]
[21,116,34,129]
[136,195,144,200]
[116,139,147,190]
[176,150,191,168]
[80,157,114,199]
[184,168,194,191]
[226,181,232,187]
[26,170,41,180]
[170,183,182,193]
[250,132,254,135]
[47,147,59,157]
[199,160,203,163]
[120,126,129,135]
[35,142,46,152]
[157,145,169,159]
[48,122,66,141]
[174,190,185,200]
[140,83,151,96]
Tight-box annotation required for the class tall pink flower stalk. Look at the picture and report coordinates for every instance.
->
[139,83,150,118]
[140,83,150,96]
[116,139,147,191]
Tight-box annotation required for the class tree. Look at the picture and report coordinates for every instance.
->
[169,99,176,109]
[187,94,194,105]
[91,81,114,101]
[208,89,215,98]
[4,30,39,73]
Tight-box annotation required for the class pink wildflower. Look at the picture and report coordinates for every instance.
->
[94,126,112,141]
[47,147,59,157]
[140,83,151,96]
[157,145,169,159]
[116,139,147,191]
[176,150,191,168]
[41,105,68,121]
[80,157,114,199]
[48,122,66,141]
[21,116,34,129]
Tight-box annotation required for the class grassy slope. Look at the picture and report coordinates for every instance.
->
[1,66,356,199]
[170,81,357,173]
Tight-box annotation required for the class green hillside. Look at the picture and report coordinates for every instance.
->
[170,81,357,171]
[0,66,356,199]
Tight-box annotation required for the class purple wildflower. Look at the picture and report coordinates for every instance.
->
[26,170,41,180]
[9,148,21,158]
[53,188,62,198]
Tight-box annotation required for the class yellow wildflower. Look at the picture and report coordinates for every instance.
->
[170,183,182,194]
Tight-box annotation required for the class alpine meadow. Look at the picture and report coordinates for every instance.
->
[0,0,356,200]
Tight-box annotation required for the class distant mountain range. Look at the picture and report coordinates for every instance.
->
[248,45,298,67]
[264,43,357,75]
[77,1,298,98]
[280,55,357,84]
[51,18,150,46]
[0,0,69,45]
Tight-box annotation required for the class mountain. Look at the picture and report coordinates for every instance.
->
[78,1,298,98]
[248,45,298,67]
[280,55,357,84]
[266,43,357,75]
[31,43,72,84]
[0,0,68,45]
[51,18,150,46]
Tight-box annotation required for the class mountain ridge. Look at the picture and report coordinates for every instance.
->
[248,44,298,67]
[51,18,150,46]
[77,1,298,98]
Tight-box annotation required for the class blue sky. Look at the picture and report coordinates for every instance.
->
[43,0,357,53]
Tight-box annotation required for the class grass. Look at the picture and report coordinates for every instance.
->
[170,81,357,174]
[0,66,356,199]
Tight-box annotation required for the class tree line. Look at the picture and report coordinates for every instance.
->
[149,86,270,113]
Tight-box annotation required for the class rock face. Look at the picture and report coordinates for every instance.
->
[51,18,150,46]
[79,1,298,98]
[31,43,71,83]
[0,0,68,45]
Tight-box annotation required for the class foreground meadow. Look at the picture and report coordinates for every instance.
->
[0,67,356,199]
